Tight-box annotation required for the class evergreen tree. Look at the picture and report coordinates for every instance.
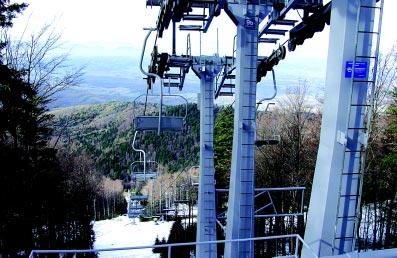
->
[378,87,397,248]
[166,218,190,257]
[214,105,234,188]
[0,0,26,29]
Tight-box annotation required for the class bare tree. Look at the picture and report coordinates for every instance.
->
[358,45,397,251]
[255,82,322,256]
[1,22,83,100]
[372,45,397,117]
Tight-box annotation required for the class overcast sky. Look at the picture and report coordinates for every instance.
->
[11,0,397,58]
[8,0,397,107]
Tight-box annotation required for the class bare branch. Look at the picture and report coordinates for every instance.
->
[2,21,84,100]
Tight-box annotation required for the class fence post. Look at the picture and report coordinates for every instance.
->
[168,245,171,258]
[295,235,299,257]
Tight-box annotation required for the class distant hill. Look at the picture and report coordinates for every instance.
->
[49,55,325,109]
[50,101,200,180]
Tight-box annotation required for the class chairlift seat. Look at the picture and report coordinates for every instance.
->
[129,204,144,210]
[134,116,184,132]
[174,200,189,204]
[130,195,149,201]
[131,171,158,180]
[128,211,141,218]
[255,132,280,147]
[255,139,280,147]
[162,208,175,212]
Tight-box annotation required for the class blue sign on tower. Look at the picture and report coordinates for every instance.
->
[345,61,368,79]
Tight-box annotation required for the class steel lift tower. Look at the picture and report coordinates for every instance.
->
[303,0,384,256]
[221,3,270,257]
[192,56,223,258]
[140,6,230,255]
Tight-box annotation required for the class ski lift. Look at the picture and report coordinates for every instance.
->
[139,28,190,134]
[130,131,159,181]
[256,102,280,146]
[130,160,159,181]
[128,194,148,218]
[133,93,188,133]
[255,69,280,146]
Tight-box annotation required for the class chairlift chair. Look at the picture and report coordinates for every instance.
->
[128,195,146,218]
[130,160,159,181]
[133,93,188,133]
[139,29,191,134]
[255,102,281,147]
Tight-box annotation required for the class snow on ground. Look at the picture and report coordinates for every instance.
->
[94,215,173,258]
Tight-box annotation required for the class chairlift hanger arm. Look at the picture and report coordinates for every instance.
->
[140,28,164,88]
[132,131,147,173]
[257,68,277,106]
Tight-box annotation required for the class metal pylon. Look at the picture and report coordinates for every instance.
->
[333,0,384,254]
[193,56,222,258]
[303,0,383,256]
[224,3,268,257]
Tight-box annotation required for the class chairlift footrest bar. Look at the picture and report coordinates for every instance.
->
[164,82,181,87]
[255,139,280,146]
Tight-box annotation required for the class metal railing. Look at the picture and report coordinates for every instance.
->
[216,186,306,218]
[29,234,318,258]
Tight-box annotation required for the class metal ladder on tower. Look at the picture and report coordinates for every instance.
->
[332,0,384,254]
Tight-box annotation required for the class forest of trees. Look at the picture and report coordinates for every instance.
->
[51,102,201,181]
